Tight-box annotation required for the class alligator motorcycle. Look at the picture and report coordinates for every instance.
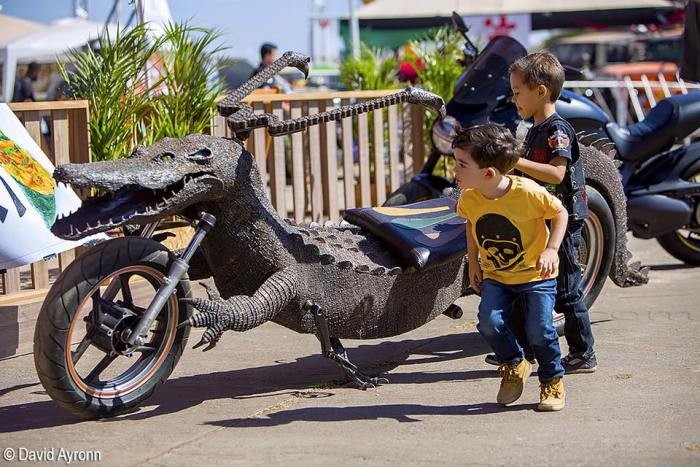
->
[34,52,495,418]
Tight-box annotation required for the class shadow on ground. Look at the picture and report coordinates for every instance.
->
[0,331,493,432]
[207,402,535,427]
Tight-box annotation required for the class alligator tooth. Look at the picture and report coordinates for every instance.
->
[69,225,75,236]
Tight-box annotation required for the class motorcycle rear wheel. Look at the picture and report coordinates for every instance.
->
[34,237,192,418]
[656,163,700,266]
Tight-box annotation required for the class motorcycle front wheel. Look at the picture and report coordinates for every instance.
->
[656,162,700,266]
[34,236,192,418]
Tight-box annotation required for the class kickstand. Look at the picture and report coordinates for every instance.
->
[303,300,388,389]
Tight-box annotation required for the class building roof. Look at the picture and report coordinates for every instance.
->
[355,0,674,19]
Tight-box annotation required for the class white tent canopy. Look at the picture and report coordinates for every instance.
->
[355,0,673,18]
[0,14,46,48]
[1,17,119,102]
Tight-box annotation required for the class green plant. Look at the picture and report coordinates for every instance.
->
[339,44,399,90]
[408,26,464,103]
[61,21,225,162]
[147,23,226,143]
[60,24,163,162]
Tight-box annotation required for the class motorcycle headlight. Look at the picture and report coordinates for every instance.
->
[431,116,459,155]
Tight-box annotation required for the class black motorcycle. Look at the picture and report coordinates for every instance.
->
[386,13,700,307]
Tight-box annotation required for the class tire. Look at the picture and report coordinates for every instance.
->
[384,182,432,206]
[33,237,192,418]
[656,162,700,266]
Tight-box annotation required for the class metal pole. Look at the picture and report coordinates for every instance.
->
[349,0,360,59]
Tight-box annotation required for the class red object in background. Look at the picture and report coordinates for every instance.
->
[483,15,517,39]
[398,58,424,84]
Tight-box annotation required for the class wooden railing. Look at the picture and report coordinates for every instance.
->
[0,101,90,302]
[212,89,427,224]
[0,91,429,300]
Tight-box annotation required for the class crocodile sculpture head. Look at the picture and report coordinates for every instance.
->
[52,134,239,240]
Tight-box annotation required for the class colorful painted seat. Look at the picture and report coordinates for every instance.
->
[343,197,467,270]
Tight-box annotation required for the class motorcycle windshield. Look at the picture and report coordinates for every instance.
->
[453,36,527,106]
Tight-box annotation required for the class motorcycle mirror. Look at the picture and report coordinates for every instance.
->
[451,11,469,34]
[563,64,584,81]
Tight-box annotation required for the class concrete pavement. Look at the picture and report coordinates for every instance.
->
[0,236,699,466]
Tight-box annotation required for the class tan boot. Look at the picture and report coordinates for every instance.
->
[496,359,532,405]
[537,377,565,412]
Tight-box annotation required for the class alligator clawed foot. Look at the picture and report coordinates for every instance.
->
[190,320,224,351]
[347,372,389,390]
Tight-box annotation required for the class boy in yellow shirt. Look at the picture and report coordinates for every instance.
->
[454,124,568,411]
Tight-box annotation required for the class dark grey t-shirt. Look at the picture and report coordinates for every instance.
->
[12,76,35,102]
[522,113,589,221]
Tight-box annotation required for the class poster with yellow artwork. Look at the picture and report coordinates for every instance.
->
[0,104,105,270]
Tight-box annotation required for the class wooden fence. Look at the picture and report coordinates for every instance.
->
[215,90,427,224]
[0,91,429,301]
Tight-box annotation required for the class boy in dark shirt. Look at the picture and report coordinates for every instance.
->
[507,52,597,373]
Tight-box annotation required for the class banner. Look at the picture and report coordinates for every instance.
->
[0,104,104,270]
[463,14,531,48]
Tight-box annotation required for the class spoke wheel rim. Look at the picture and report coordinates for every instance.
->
[64,265,179,398]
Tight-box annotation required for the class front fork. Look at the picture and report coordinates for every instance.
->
[118,212,216,346]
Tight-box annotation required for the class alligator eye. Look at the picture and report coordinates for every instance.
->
[187,148,213,163]
[156,152,175,163]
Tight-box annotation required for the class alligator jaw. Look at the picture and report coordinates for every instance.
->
[51,173,220,240]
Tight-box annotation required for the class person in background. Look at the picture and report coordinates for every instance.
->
[250,42,291,92]
[12,62,40,102]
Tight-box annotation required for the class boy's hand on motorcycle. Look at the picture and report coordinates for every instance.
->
[468,265,483,293]
[537,247,559,278]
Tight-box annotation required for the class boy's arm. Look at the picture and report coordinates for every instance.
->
[465,221,483,293]
[515,156,567,184]
[537,206,569,278]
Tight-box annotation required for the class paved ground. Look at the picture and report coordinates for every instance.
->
[1,236,699,466]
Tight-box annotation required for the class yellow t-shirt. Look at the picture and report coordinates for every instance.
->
[456,175,564,285]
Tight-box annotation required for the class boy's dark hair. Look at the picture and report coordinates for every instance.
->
[451,124,522,173]
[509,52,565,103]
[260,42,277,60]
[27,62,40,74]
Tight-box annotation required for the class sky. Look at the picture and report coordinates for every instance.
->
[0,0,354,64]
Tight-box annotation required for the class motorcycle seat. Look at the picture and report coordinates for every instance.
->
[343,198,466,270]
[606,93,700,162]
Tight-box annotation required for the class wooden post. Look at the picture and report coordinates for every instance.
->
[307,101,324,223]
[388,104,400,193]
[320,101,339,222]
[270,102,287,217]
[410,104,425,176]
[290,101,305,223]
[372,108,386,205]
[341,100,355,210]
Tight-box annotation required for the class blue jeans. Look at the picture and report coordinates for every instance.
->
[506,221,596,358]
[477,278,564,382]
[557,220,595,356]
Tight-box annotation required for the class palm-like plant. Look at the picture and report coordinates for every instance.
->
[60,22,225,162]
[407,26,465,102]
[60,24,163,162]
[147,23,226,143]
